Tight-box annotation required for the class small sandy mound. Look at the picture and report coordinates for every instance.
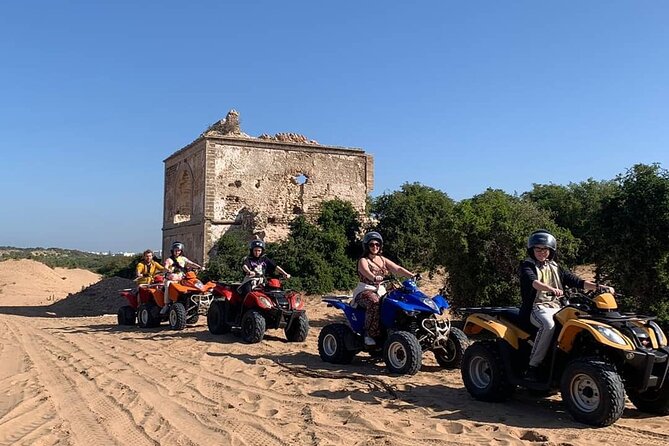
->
[0,259,101,306]
[47,276,135,317]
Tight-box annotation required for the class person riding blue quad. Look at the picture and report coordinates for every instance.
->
[239,239,290,298]
[519,229,614,381]
[353,231,415,347]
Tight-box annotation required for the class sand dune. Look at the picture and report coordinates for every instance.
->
[0,260,667,445]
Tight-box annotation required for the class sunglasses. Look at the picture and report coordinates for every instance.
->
[368,242,381,247]
[533,247,550,252]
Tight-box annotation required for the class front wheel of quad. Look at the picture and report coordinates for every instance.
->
[207,300,231,334]
[560,358,625,426]
[434,327,469,369]
[318,323,355,364]
[285,312,310,342]
[137,304,160,328]
[241,310,266,343]
[117,305,136,326]
[461,340,515,402]
[384,331,422,375]
[168,302,187,330]
[628,383,669,415]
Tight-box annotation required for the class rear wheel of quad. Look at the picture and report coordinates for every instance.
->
[207,300,231,334]
[241,310,266,343]
[560,358,625,426]
[461,340,515,402]
[137,304,160,328]
[434,327,469,369]
[318,323,355,364]
[285,312,310,342]
[384,331,422,375]
[117,305,136,326]
[628,384,669,415]
[168,302,187,330]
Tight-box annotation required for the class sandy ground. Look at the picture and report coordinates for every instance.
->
[0,261,668,445]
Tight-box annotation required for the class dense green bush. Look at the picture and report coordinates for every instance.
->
[439,189,578,308]
[371,183,454,272]
[97,255,141,279]
[594,164,669,327]
[202,231,249,282]
[523,179,616,262]
[205,200,361,294]
[271,200,361,294]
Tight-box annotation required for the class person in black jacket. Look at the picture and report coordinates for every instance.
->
[519,230,614,379]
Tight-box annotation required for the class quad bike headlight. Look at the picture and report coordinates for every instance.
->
[649,321,668,347]
[259,296,273,309]
[422,298,439,312]
[594,325,628,346]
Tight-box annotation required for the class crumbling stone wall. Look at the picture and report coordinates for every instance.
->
[163,111,373,264]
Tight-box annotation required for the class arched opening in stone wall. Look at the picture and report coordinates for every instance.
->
[174,168,193,224]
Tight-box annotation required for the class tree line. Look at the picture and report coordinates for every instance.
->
[205,163,669,328]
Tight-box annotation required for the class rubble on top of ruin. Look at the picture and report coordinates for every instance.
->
[201,109,319,145]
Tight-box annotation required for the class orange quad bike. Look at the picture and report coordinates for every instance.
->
[207,276,309,343]
[119,271,214,330]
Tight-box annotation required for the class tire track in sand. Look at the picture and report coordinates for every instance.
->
[4,317,158,446]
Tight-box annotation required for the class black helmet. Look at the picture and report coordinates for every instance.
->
[527,230,557,260]
[171,241,185,252]
[362,231,383,247]
[249,239,265,252]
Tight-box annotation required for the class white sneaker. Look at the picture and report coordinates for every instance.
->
[364,336,376,346]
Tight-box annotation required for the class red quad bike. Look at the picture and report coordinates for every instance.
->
[118,271,215,330]
[207,277,309,343]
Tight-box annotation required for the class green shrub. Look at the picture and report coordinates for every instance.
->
[371,183,455,272]
[439,189,578,308]
[203,232,248,282]
[594,164,669,327]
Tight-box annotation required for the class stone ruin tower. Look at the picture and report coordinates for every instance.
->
[162,110,374,264]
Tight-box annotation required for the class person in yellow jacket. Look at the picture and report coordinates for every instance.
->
[135,249,166,285]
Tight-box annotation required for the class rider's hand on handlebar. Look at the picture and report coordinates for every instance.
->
[551,287,564,297]
[374,275,384,283]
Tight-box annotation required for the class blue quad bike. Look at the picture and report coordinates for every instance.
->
[318,276,469,375]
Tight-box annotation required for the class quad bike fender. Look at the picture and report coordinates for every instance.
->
[558,319,634,352]
[246,291,273,310]
[214,286,234,300]
[322,297,351,311]
[432,295,450,311]
[121,290,139,309]
[463,314,529,349]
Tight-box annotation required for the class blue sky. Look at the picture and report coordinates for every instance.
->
[1,1,667,252]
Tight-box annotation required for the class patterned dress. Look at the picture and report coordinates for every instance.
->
[355,257,389,337]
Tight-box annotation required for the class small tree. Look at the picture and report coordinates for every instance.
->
[594,164,669,326]
[523,179,616,262]
[372,183,455,272]
[440,189,578,308]
[203,232,248,282]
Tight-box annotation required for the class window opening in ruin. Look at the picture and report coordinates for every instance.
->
[293,173,308,185]
[174,169,193,224]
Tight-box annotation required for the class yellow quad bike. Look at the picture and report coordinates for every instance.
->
[460,289,669,426]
